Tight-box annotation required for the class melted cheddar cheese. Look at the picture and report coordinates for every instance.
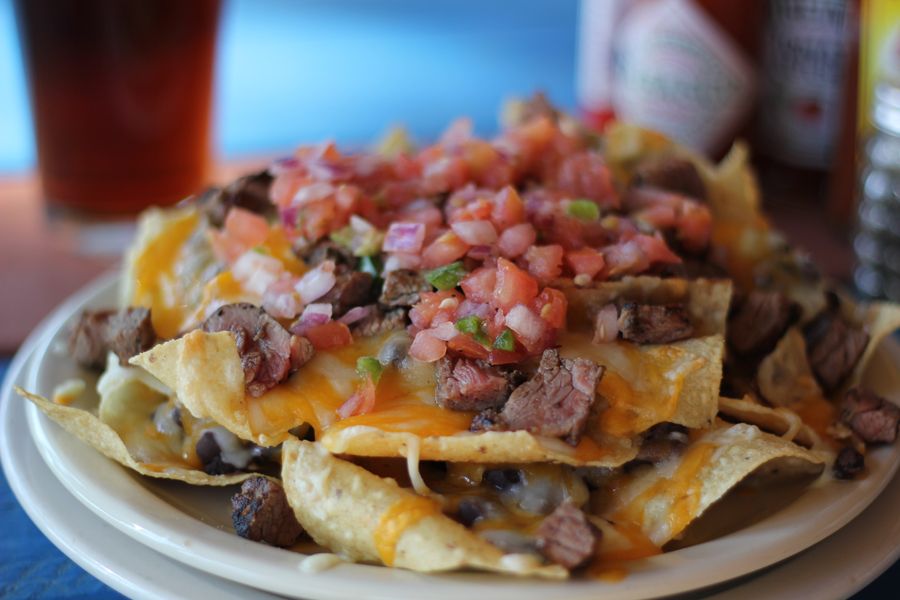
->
[131,210,201,338]
[373,496,439,566]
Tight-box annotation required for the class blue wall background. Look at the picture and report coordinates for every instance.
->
[0,0,578,173]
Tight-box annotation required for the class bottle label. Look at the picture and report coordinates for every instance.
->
[611,0,757,153]
[757,0,856,169]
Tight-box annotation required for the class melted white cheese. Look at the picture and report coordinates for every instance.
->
[297,553,343,573]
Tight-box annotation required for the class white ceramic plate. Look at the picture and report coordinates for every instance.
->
[18,273,900,599]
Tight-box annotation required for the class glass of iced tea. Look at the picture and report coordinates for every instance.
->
[15,0,221,214]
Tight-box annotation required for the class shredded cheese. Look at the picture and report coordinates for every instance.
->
[402,435,432,497]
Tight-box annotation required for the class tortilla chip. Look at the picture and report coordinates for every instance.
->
[600,422,824,546]
[16,385,249,485]
[280,439,566,578]
[560,276,732,337]
[130,330,262,443]
[846,301,900,391]
[717,396,818,449]
[756,328,823,408]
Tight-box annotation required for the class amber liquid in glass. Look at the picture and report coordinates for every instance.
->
[15,0,220,214]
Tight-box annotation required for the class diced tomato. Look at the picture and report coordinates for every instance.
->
[409,329,448,362]
[634,233,682,266]
[489,348,526,365]
[447,334,490,360]
[533,287,567,329]
[225,207,270,248]
[461,267,498,303]
[422,156,469,194]
[676,201,712,253]
[410,290,462,329]
[451,220,498,245]
[269,173,306,209]
[298,199,338,241]
[497,223,536,259]
[565,248,606,278]
[422,231,470,268]
[477,155,515,189]
[493,258,539,312]
[524,244,564,283]
[490,186,525,230]
[449,198,493,223]
[463,139,499,176]
[551,150,619,209]
[337,377,376,419]
[304,321,353,350]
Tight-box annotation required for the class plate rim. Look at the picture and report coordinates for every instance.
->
[18,272,900,599]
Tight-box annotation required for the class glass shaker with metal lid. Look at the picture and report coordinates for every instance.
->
[854,82,900,301]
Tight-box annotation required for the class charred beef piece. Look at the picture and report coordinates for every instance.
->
[618,303,693,345]
[728,290,796,356]
[833,446,866,480]
[435,356,517,412]
[635,423,689,464]
[202,303,299,397]
[536,502,599,569]
[379,269,432,307]
[202,170,275,228]
[196,429,242,475]
[231,477,304,547]
[320,271,375,317]
[840,387,900,444]
[804,310,869,392]
[69,307,157,369]
[352,306,407,337]
[290,335,316,370]
[633,157,707,201]
[470,407,503,432]
[496,349,603,445]
[299,240,358,270]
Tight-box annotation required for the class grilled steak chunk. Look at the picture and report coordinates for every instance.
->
[202,303,295,397]
[320,271,375,317]
[352,306,407,337]
[635,423,689,464]
[379,269,432,307]
[202,170,275,228]
[833,446,865,480]
[470,407,503,432]
[633,157,707,201]
[536,502,599,569]
[728,290,796,356]
[290,335,315,370]
[435,356,516,412]
[840,387,900,444]
[231,477,304,547]
[804,310,869,392]
[497,349,603,445]
[618,303,693,345]
[69,307,157,369]
[299,239,357,270]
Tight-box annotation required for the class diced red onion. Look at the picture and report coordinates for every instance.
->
[339,305,374,325]
[409,330,447,362]
[383,252,422,273]
[456,299,492,320]
[280,206,299,229]
[262,278,303,319]
[290,303,333,335]
[383,222,426,253]
[505,304,546,346]
[592,304,619,344]
[232,251,283,296]
[498,223,536,258]
[291,182,335,206]
[295,261,337,303]
[268,156,303,176]
[451,220,498,245]
[467,245,494,261]
[430,321,459,341]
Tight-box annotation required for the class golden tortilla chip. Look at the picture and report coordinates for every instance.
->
[560,276,732,337]
[757,328,823,408]
[130,330,261,443]
[717,396,818,449]
[599,422,824,547]
[280,439,566,578]
[134,327,723,467]
[15,385,249,486]
[846,301,900,391]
